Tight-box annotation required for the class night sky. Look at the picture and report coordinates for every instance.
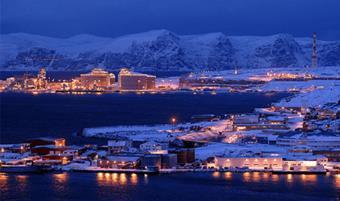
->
[1,0,340,40]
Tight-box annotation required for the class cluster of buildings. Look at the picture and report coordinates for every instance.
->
[0,115,339,174]
[178,72,264,91]
[265,71,314,81]
[1,100,339,174]
[0,136,197,173]
[0,68,156,93]
[204,100,339,173]
[210,151,329,173]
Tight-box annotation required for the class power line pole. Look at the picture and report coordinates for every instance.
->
[311,32,318,68]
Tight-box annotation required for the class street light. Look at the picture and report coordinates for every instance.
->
[171,117,177,131]
[171,117,176,124]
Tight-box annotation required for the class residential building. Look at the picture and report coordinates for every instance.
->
[107,140,132,154]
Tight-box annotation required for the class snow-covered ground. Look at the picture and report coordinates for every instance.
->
[183,66,340,81]
[195,143,289,160]
[260,80,339,92]
[82,121,229,142]
[274,85,340,108]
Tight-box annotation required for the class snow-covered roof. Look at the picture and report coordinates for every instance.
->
[283,153,326,161]
[278,133,340,141]
[28,137,65,142]
[266,116,286,121]
[108,140,130,147]
[33,145,67,149]
[0,143,29,148]
[105,155,140,162]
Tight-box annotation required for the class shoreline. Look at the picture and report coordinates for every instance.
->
[2,167,338,175]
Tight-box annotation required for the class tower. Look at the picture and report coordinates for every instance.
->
[311,32,318,68]
[234,66,238,75]
[36,67,47,89]
[38,67,46,80]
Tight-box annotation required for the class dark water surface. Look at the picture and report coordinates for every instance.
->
[0,172,338,201]
[0,92,290,144]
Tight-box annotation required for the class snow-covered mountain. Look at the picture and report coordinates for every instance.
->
[0,30,339,71]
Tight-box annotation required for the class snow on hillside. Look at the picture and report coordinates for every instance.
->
[1,30,339,71]
[261,80,339,92]
[82,121,223,142]
[274,85,340,108]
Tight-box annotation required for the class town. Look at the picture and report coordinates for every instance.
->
[1,66,339,175]
[0,68,157,93]
[1,66,339,94]
[2,0,340,200]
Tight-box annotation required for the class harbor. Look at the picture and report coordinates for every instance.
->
[0,171,338,201]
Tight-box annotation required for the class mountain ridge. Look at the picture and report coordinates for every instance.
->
[1,30,339,71]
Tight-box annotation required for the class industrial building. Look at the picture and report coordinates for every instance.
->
[160,154,177,169]
[282,154,327,172]
[97,155,140,169]
[141,154,162,170]
[27,137,66,148]
[169,148,195,165]
[232,114,259,124]
[118,68,156,91]
[276,133,340,150]
[140,154,178,170]
[214,156,283,170]
[78,68,115,90]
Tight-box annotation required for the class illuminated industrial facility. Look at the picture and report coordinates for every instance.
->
[77,68,115,90]
[118,68,156,91]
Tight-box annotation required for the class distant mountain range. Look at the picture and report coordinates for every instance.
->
[0,30,339,71]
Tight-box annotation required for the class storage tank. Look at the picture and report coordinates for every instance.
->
[161,154,177,169]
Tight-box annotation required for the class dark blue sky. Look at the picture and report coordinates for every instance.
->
[1,0,340,40]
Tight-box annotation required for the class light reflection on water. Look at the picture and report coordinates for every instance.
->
[52,172,69,193]
[0,172,338,201]
[213,172,321,185]
[286,174,293,183]
[53,172,68,183]
[335,174,340,188]
[0,173,9,191]
[212,171,220,178]
[242,172,251,182]
[224,172,232,180]
[252,172,261,182]
[300,174,317,184]
[15,175,28,191]
[271,174,279,182]
[96,172,146,186]
[131,173,138,185]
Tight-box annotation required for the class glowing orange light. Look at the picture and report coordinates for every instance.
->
[171,117,176,124]
[212,172,220,178]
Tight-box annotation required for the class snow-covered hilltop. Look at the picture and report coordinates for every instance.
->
[1,29,340,71]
